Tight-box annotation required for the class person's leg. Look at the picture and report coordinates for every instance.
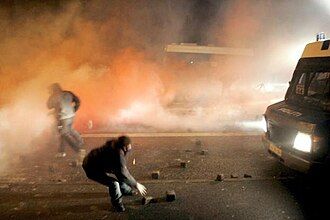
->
[55,121,66,157]
[108,181,125,212]
[60,118,81,153]
[120,182,133,195]
[83,169,125,212]
[68,117,85,162]
[70,117,84,148]
[59,136,66,152]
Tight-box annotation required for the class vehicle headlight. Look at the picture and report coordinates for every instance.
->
[261,115,268,133]
[293,132,312,153]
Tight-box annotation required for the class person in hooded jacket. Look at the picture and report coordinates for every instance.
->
[82,135,147,212]
[47,83,84,159]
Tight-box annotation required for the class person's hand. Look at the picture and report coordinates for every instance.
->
[136,182,147,196]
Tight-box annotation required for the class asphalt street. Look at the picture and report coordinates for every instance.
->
[0,133,329,219]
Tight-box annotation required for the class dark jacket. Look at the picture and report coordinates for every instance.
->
[47,90,80,120]
[83,140,137,188]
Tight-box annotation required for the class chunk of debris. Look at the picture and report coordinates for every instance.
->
[243,174,252,178]
[132,158,136,165]
[185,149,193,152]
[216,174,225,181]
[200,150,208,155]
[230,174,238,178]
[180,162,187,168]
[166,190,176,202]
[57,179,67,183]
[151,171,160,179]
[142,196,156,205]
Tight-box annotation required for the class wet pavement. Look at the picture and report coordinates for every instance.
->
[0,134,329,219]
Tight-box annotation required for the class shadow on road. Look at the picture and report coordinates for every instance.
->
[280,171,330,219]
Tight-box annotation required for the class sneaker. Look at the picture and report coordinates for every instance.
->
[113,202,125,212]
[55,152,66,158]
[75,149,86,164]
[69,160,81,167]
[78,149,86,159]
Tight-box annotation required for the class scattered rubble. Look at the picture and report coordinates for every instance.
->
[142,196,156,205]
[216,174,225,181]
[180,162,187,168]
[200,150,208,155]
[151,171,160,179]
[166,190,176,202]
[57,179,67,183]
[230,174,238,178]
[244,174,252,178]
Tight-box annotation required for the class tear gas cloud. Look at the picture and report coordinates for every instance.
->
[0,0,329,170]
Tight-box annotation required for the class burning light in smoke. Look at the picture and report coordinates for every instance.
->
[239,119,266,132]
[117,101,152,123]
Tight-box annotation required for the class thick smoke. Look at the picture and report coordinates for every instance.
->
[0,0,329,170]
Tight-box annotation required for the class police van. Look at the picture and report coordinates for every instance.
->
[262,33,330,173]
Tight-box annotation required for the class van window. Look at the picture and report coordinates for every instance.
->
[289,71,330,111]
[308,72,330,98]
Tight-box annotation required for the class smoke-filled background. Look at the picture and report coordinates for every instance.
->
[0,0,329,171]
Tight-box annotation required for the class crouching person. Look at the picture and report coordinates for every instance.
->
[82,136,147,212]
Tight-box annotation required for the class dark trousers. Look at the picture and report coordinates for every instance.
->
[83,168,132,204]
[58,117,83,153]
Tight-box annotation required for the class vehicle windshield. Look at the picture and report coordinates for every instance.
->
[287,71,330,111]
